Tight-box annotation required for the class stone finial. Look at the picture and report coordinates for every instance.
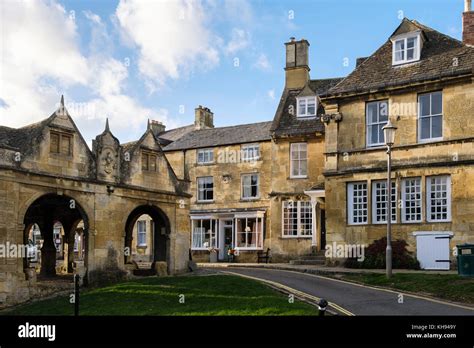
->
[105,118,110,132]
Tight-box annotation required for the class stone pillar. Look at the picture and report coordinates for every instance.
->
[311,199,318,252]
[39,219,56,277]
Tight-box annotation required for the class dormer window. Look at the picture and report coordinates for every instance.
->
[391,32,422,65]
[296,96,317,118]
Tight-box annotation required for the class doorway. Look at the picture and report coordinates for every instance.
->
[320,209,326,250]
[218,220,234,261]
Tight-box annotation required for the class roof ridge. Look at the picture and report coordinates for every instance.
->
[193,120,273,132]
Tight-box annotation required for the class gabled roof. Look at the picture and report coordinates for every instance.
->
[163,121,273,151]
[326,18,474,97]
[0,97,93,159]
[270,78,343,137]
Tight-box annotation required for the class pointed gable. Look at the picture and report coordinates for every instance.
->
[327,19,474,97]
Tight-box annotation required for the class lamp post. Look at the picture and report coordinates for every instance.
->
[382,120,397,279]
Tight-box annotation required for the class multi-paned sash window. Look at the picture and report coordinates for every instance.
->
[347,182,368,225]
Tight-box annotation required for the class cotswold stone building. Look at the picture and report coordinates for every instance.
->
[0,99,191,307]
[1,2,473,308]
[163,39,341,262]
[320,12,474,269]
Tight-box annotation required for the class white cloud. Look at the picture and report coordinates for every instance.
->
[116,0,220,89]
[267,89,275,100]
[254,53,271,71]
[224,28,251,55]
[0,1,174,144]
[0,0,90,127]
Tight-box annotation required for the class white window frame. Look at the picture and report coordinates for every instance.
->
[137,220,147,247]
[197,176,214,202]
[241,144,260,162]
[426,175,451,222]
[372,180,397,224]
[191,219,217,250]
[391,32,421,65]
[234,216,264,250]
[347,182,368,225]
[401,178,422,223]
[241,173,260,200]
[197,148,214,164]
[296,96,317,118]
[418,91,443,143]
[290,142,308,178]
[282,201,313,238]
[366,100,389,147]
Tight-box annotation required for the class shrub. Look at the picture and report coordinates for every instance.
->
[344,237,420,270]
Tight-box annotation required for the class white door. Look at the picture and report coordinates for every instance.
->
[414,232,452,270]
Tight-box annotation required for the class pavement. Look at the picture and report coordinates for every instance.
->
[197,262,458,275]
[198,264,474,316]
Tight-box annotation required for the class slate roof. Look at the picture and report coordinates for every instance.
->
[270,78,343,137]
[163,121,273,151]
[0,117,52,152]
[326,19,474,97]
[158,124,194,143]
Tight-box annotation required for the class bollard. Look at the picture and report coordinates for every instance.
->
[318,298,328,316]
[74,274,80,316]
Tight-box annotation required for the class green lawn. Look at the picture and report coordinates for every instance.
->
[339,273,474,304]
[3,275,318,316]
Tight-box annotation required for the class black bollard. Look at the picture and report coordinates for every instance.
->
[74,274,80,316]
[318,298,328,316]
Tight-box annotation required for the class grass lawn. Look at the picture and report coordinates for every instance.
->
[339,273,474,304]
[3,275,318,316]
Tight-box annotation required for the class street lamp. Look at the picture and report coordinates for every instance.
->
[382,120,397,278]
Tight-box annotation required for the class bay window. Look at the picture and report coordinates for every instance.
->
[191,219,217,249]
[235,216,263,249]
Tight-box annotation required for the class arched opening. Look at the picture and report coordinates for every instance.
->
[23,194,89,279]
[124,205,170,268]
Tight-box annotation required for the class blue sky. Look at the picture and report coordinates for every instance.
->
[0,0,466,145]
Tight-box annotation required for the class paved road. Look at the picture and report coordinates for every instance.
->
[223,267,474,316]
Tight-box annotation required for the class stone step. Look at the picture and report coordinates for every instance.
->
[294,255,326,261]
[135,261,153,270]
[289,259,326,265]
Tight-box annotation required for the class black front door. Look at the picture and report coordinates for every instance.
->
[320,210,326,250]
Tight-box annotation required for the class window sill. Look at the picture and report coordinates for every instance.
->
[289,176,308,180]
[281,236,312,239]
[196,162,215,166]
[137,245,147,249]
[196,200,214,204]
[418,137,443,144]
[241,197,260,202]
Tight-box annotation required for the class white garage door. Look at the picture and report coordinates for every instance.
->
[413,232,453,270]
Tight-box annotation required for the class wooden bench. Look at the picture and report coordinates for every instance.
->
[257,248,271,264]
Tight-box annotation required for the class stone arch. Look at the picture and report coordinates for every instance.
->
[124,204,171,267]
[22,193,90,279]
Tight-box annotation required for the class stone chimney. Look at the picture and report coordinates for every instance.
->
[149,120,166,137]
[463,0,474,46]
[195,105,214,130]
[284,37,310,89]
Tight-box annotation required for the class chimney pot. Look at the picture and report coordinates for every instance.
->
[465,0,472,12]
